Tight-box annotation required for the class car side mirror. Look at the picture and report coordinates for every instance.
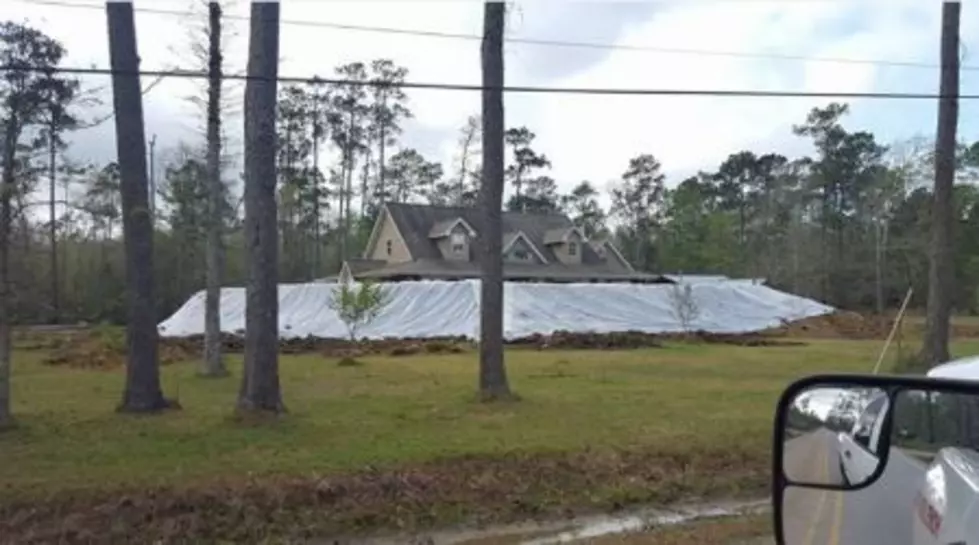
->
[772,374,979,545]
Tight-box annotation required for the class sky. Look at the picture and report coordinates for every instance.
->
[5,0,979,210]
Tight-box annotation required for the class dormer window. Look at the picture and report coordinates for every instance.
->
[451,232,466,253]
[568,241,577,256]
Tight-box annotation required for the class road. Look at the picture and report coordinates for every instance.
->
[781,430,927,545]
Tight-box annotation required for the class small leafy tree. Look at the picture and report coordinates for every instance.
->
[668,281,700,334]
[329,280,390,341]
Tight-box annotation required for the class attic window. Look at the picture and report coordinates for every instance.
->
[568,241,577,256]
[385,239,393,256]
[451,233,466,253]
[513,248,528,260]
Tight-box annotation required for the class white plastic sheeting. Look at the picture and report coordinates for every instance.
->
[157,280,834,340]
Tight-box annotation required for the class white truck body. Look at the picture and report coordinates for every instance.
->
[910,356,979,545]
[911,447,979,545]
[837,393,890,486]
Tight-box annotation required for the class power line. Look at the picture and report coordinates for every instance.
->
[84,72,169,129]
[15,0,977,72]
[7,64,979,99]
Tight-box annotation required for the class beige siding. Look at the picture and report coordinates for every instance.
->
[504,237,542,264]
[550,231,584,265]
[436,223,472,261]
[368,212,412,263]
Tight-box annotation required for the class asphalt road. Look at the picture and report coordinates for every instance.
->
[781,430,927,545]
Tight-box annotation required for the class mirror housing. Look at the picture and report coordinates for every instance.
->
[772,373,979,545]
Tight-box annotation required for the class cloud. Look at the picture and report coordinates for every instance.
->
[512,0,979,197]
[3,0,978,210]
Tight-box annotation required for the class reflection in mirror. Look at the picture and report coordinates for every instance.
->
[780,386,979,545]
[783,385,887,488]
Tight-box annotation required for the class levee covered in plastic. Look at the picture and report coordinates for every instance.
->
[157,279,833,340]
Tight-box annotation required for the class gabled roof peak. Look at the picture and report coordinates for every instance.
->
[428,217,477,239]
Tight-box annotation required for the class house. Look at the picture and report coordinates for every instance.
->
[339,202,662,283]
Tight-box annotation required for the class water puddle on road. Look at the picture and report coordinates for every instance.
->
[327,499,769,545]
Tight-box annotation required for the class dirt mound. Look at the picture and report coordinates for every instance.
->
[160,334,474,359]
[951,321,979,338]
[509,330,802,349]
[161,331,796,357]
[43,329,194,370]
[510,330,666,350]
[767,311,893,340]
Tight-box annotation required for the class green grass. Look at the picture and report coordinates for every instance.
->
[5,339,979,542]
[7,339,978,498]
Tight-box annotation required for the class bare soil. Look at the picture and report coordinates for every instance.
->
[0,447,767,545]
[23,327,805,369]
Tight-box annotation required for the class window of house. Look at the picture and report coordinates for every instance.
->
[568,241,578,256]
[451,233,466,253]
[512,248,529,260]
[385,239,393,256]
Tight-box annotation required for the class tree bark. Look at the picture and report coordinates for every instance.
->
[874,218,884,315]
[919,0,959,368]
[238,0,283,413]
[107,1,170,412]
[0,119,17,427]
[341,113,356,263]
[378,117,387,206]
[478,1,512,401]
[458,135,471,204]
[48,126,58,323]
[202,1,228,378]
[311,87,321,278]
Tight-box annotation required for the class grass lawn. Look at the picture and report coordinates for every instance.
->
[3,339,977,542]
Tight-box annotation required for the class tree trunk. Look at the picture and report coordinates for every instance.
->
[378,121,387,205]
[202,1,228,378]
[478,1,512,401]
[344,157,354,259]
[311,92,321,279]
[0,119,17,428]
[458,141,470,205]
[107,1,170,412]
[238,0,284,413]
[337,156,347,270]
[875,220,884,315]
[48,128,59,324]
[359,148,370,217]
[919,0,960,368]
[341,113,356,263]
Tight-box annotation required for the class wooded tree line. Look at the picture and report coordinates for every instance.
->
[2,13,978,329]
[0,0,965,423]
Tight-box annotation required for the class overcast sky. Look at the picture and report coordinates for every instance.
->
[5,0,979,207]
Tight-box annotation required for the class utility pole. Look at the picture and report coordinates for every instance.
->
[148,133,156,220]
[477,1,512,401]
[919,0,960,369]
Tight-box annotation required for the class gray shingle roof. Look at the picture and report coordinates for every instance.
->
[356,258,663,283]
[428,217,476,238]
[543,227,579,245]
[345,258,387,275]
[384,202,620,267]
